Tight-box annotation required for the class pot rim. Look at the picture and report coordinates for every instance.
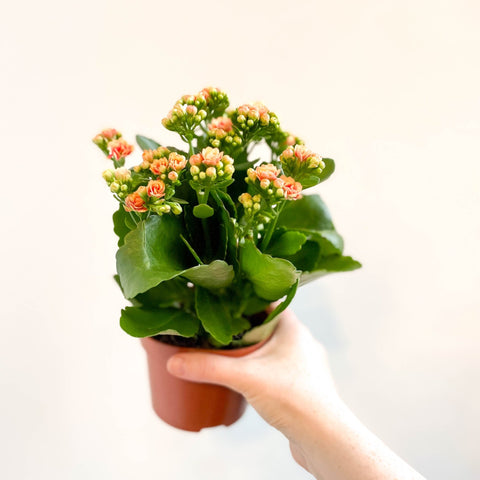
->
[141,334,271,356]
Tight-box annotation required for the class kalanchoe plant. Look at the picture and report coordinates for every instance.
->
[94,87,361,348]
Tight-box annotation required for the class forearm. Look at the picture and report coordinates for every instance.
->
[285,397,426,480]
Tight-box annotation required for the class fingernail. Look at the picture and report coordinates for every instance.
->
[167,356,185,377]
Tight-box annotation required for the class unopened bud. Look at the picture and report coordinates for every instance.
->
[260,179,270,189]
[110,182,120,193]
[168,171,178,181]
[102,169,114,182]
[206,167,216,178]
[171,203,183,215]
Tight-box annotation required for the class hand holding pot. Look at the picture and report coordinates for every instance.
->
[167,310,425,480]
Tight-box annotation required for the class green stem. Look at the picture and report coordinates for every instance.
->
[260,201,285,251]
[180,234,204,265]
[196,189,212,260]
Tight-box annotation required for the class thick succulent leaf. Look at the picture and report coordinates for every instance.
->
[306,230,344,256]
[240,241,299,301]
[267,231,307,257]
[239,280,298,346]
[318,157,335,183]
[195,287,250,345]
[120,306,199,338]
[300,255,362,286]
[112,207,132,247]
[116,216,189,299]
[243,295,271,316]
[136,134,160,151]
[277,194,335,231]
[183,260,234,290]
[134,277,193,308]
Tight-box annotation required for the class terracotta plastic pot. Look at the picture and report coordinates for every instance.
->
[141,337,267,432]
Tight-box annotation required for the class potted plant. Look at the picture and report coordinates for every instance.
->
[93,87,360,432]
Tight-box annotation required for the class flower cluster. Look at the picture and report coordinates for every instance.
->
[279,145,325,183]
[189,147,235,186]
[246,164,303,201]
[92,129,134,167]
[162,87,229,138]
[94,88,327,226]
[230,102,280,142]
[134,147,187,185]
[207,116,242,151]
[102,167,133,198]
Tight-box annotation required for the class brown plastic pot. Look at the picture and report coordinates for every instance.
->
[141,337,268,432]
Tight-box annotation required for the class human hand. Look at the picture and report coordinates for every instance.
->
[166,309,339,471]
[167,309,426,480]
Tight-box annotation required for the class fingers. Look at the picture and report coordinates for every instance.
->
[167,352,247,393]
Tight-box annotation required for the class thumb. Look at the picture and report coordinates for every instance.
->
[166,352,247,393]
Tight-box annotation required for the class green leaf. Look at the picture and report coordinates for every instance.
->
[284,241,320,271]
[183,260,234,290]
[193,204,214,218]
[299,175,321,188]
[116,215,189,299]
[277,194,335,231]
[300,255,362,285]
[263,279,298,324]
[318,157,335,183]
[240,241,299,301]
[134,278,193,308]
[267,231,307,257]
[120,306,199,338]
[195,287,250,345]
[240,280,298,346]
[112,206,132,247]
[136,135,160,151]
[243,296,271,316]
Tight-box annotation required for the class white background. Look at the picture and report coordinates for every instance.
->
[1,0,479,478]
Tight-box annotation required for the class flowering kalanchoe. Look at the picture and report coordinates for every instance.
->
[279,145,325,185]
[94,87,362,351]
[189,147,235,185]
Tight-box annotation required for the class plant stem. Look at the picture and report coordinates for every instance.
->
[260,201,285,251]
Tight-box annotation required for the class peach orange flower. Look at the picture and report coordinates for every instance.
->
[150,158,169,175]
[254,164,280,181]
[124,187,148,212]
[101,128,119,140]
[108,138,134,160]
[286,135,296,146]
[142,150,155,164]
[293,145,313,162]
[279,175,302,200]
[168,152,187,171]
[202,147,223,166]
[209,117,233,132]
[147,180,166,198]
[189,154,202,166]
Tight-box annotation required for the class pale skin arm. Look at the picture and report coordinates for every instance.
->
[167,309,426,480]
